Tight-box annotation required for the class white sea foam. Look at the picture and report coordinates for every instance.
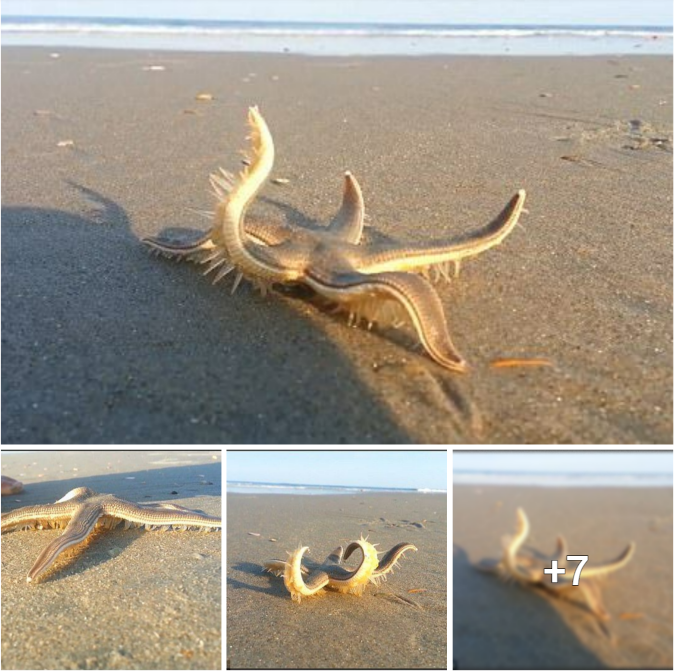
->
[2,16,671,55]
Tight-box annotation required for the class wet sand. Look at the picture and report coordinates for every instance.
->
[227,493,447,669]
[454,484,673,670]
[0,450,222,670]
[2,47,672,443]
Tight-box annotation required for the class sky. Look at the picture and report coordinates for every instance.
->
[3,0,672,26]
[453,451,673,475]
[227,451,447,490]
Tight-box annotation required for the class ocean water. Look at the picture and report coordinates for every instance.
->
[453,470,673,487]
[227,481,447,495]
[2,5,672,56]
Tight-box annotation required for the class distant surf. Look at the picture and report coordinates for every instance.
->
[227,481,447,495]
[454,470,672,487]
[2,16,671,55]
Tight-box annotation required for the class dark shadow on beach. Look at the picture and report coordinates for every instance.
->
[1,184,413,443]
[229,561,289,599]
[0,461,222,511]
[453,544,607,670]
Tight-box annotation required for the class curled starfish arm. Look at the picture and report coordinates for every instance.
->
[501,507,540,582]
[26,502,104,583]
[330,539,379,593]
[283,546,330,602]
[373,542,418,578]
[326,171,365,244]
[215,106,294,284]
[351,190,526,275]
[306,269,468,372]
[563,542,636,580]
[264,545,342,577]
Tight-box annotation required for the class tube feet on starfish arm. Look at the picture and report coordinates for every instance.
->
[142,106,526,371]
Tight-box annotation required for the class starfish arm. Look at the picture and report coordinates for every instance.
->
[212,106,298,285]
[264,559,310,576]
[552,535,568,563]
[26,502,104,582]
[326,171,365,244]
[373,542,418,577]
[305,269,468,372]
[143,231,215,258]
[350,190,526,275]
[101,499,221,529]
[324,546,344,565]
[474,558,503,574]
[500,508,541,582]
[142,219,292,259]
[283,546,329,602]
[570,542,636,579]
[330,538,379,592]
[2,500,87,533]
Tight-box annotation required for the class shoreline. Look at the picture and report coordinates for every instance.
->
[2,47,671,443]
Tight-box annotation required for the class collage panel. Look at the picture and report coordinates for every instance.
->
[226,450,448,670]
[1,449,222,670]
[453,450,673,671]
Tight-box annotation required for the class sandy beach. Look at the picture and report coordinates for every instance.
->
[453,484,673,670]
[0,450,222,670]
[226,492,447,668]
[2,47,672,443]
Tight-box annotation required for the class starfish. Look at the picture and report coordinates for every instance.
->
[1,487,221,583]
[475,507,635,622]
[263,536,417,603]
[143,106,527,372]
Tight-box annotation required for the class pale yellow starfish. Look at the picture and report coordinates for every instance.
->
[143,107,526,372]
[475,508,635,621]
[264,536,417,603]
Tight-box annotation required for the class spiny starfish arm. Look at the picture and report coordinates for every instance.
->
[214,106,296,285]
[142,231,215,257]
[350,190,526,275]
[326,171,365,244]
[305,269,468,372]
[331,538,380,592]
[283,546,329,602]
[373,542,418,577]
[100,499,221,529]
[569,542,636,579]
[27,502,104,583]
[2,500,85,533]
